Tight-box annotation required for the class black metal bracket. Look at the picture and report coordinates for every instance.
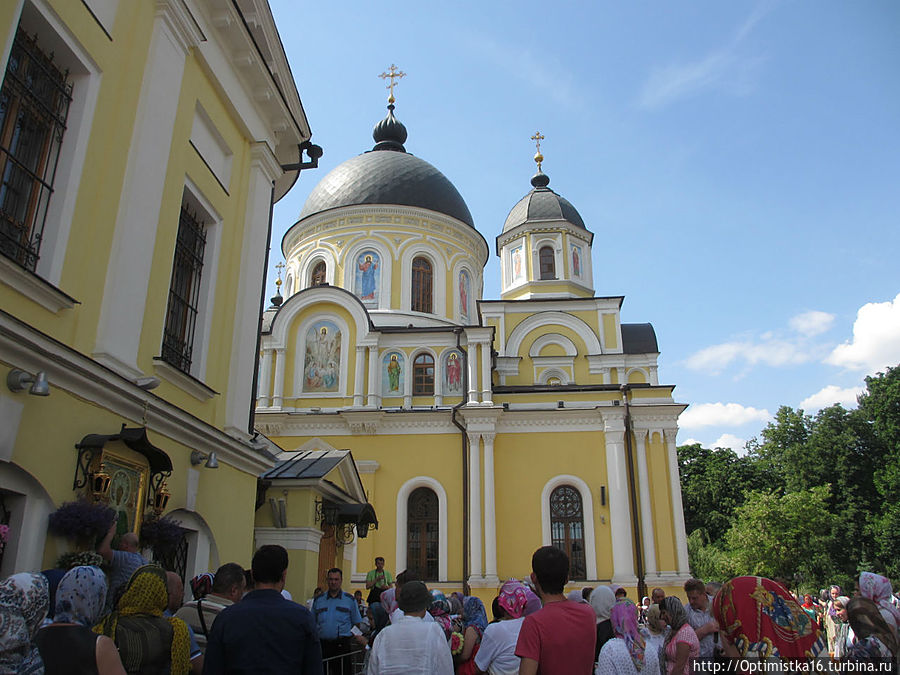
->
[73,443,100,491]
[280,140,323,172]
[148,470,171,507]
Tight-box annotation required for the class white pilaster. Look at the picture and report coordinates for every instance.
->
[482,432,498,582]
[224,143,281,435]
[272,348,285,408]
[366,346,379,408]
[665,428,689,575]
[257,349,272,407]
[634,429,658,578]
[468,432,483,581]
[93,2,201,377]
[603,413,636,583]
[467,346,478,405]
[353,346,365,408]
[480,342,493,406]
[402,361,412,409]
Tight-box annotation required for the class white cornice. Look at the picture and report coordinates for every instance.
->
[255,526,322,552]
[0,256,78,314]
[0,311,273,475]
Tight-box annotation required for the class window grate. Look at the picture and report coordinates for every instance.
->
[0,29,72,271]
[407,488,438,580]
[162,204,206,373]
[550,485,587,580]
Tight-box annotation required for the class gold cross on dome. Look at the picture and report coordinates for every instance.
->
[275,261,285,287]
[379,64,406,104]
[531,131,545,171]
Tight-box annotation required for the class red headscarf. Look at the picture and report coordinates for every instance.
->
[712,576,826,660]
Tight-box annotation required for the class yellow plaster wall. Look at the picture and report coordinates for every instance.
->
[603,314,619,351]
[627,370,648,384]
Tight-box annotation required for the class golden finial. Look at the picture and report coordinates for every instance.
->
[379,64,406,104]
[275,261,284,288]
[531,131,545,171]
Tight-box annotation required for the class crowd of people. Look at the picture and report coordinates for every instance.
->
[1,533,899,674]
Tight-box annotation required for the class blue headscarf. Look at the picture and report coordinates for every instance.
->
[463,596,488,635]
[54,566,107,627]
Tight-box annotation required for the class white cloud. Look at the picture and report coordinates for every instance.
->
[712,433,747,453]
[799,384,864,411]
[684,338,812,374]
[637,4,770,109]
[789,310,835,337]
[826,293,900,373]
[679,402,771,430]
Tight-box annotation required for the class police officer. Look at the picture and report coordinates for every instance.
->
[313,568,363,675]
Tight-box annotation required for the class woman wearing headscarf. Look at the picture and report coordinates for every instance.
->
[640,603,667,665]
[0,573,49,675]
[94,565,191,675]
[859,572,900,639]
[589,585,617,662]
[188,573,214,601]
[429,590,454,640]
[659,596,699,675]
[473,581,529,675]
[845,597,900,668]
[800,594,817,624]
[455,596,488,675]
[596,601,658,675]
[711,576,825,671]
[35,566,125,674]
[832,596,852,659]
[825,584,842,655]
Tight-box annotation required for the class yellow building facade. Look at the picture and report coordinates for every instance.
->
[255,104,692,603]
[0,0,313,584]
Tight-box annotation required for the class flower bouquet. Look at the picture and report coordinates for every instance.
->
[0,524,8,554]
[450,631,465,656]
[56,550,105,570]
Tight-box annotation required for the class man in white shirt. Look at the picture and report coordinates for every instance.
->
[368,580,453,675]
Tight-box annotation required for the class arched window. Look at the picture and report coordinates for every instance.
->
[550,485,586,580]
[411,256,433,313]
[413,353,434,395]
[539,246,555,280]
[407,487,438,580]
[310,261,326,286]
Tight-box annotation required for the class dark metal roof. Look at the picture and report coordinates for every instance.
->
[502,172,586,233]
[76,426,172,474]
[621,323,658,354]
[261,450,344,480]
[297,150,475,228]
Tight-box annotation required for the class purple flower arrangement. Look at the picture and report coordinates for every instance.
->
[140,515,186,551]
[47,499,116,541]
[0,524,9,544]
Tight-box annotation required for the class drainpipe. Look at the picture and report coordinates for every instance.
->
[449,327,470,595]
[621,384,646,600]
[248,186,276,435]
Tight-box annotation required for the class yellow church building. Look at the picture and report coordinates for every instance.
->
[254,97,691,603]
[0,0,315,584]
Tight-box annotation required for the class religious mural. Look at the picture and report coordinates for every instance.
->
[303,320,341,392]
[510,245,524,283]
[354,250,380,305]
[572,245,582,278]
[382,351,404,397]
[444,350,463,395]
[458,269,470,322]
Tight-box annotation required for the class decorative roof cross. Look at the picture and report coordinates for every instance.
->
[275,261,284,288]
[379,64,406,104]
[531,131,545,171]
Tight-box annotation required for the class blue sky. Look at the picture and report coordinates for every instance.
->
[266,0,900,452]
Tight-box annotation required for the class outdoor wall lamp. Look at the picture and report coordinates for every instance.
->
[6,369,50,396]
[190,450,219,469]
[90,464,112,500]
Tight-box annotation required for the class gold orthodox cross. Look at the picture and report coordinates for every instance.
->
[379,64,406,104]
[531,131,545,171]
[275,261,284,287]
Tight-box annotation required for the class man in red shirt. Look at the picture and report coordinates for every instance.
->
[515,546,597,675]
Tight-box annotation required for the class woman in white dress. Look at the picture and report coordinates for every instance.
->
[596,601,659,675]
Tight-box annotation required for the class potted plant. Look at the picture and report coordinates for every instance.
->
[47,499,116,549]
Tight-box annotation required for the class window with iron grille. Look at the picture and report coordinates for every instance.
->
[162,204,207,373]
[407,487,438,580]
[539,246,555,280]
[550,485,587,580]
[411,256,432,313]
[0,29,72,271]
[413,353,434,395]
[311,260,326,286]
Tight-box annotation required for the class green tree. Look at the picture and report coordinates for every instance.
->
[723,485,836,586]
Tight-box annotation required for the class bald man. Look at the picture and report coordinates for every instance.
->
[97,522,149,610]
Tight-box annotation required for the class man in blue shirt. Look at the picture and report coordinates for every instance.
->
[313,567,362,675]
[203,545,322,674]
